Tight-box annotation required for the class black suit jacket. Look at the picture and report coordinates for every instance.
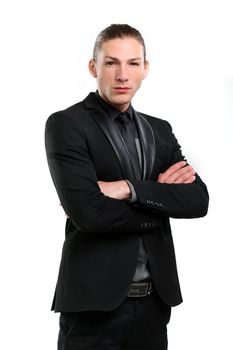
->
[45,92,209,313]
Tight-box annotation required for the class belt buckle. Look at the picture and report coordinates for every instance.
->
[127,282,150,298]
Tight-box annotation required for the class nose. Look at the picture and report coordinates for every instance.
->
[115,64,129,82]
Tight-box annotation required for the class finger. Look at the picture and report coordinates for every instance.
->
[162,161,187,178]
[171,167,195,183]
[158,161,187,183]
[166,165,194,183]
[174,172,196,183]
[183,175,196,184]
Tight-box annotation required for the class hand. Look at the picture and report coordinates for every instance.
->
[98,180,131,200]
[157,161,196,184]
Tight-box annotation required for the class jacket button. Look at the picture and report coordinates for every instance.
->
[156,202,163,208]
[146,199,156,206]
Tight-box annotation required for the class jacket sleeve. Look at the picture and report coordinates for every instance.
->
[45,112,160,233]
[130,121,209,219]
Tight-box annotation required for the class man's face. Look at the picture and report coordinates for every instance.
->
[89,37,149,112]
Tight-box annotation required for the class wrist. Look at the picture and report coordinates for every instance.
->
[121,180,131,200]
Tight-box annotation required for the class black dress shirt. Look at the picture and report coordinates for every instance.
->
[94,91,150,282]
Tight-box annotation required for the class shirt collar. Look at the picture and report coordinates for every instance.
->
[94,91,133,121]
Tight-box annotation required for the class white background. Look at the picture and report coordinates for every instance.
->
[1,0,233,349]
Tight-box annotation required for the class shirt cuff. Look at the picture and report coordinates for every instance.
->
[125,180,138,203]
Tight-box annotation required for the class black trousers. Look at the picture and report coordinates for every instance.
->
[58,291,171,350]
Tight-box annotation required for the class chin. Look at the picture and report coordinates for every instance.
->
[111,95,131,105]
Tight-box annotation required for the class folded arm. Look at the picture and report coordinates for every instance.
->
[131,123,209,218]
[98,160,196,199]
[98,123,209,219]
[45,112,161,234]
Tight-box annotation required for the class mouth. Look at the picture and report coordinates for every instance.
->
[113,87,131,94]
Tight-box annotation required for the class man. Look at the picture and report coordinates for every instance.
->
[45,24,209,350]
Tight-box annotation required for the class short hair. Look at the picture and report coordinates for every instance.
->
[93,24,146,61]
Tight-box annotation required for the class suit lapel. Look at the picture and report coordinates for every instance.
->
[91,109,136,180]
[134,112,156,180]
[83,93,156,181]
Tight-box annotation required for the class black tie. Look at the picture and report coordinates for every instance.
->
[118,112,141,179]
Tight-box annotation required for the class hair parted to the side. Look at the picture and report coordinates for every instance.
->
[93,24,146,61]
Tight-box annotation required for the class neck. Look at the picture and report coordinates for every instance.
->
[97,91,131,112]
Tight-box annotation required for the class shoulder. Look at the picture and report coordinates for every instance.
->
[46,100,87,126]
[45,96,97,137]
[45,99,93,149]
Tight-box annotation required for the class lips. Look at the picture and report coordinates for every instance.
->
[113,87,130,93]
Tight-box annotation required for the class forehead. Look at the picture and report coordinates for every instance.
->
[97,37,144,60]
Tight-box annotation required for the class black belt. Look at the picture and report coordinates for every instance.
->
[127,281,154,298]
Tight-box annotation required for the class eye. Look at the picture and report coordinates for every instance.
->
[130,62,140,66]
[105,61,116,66]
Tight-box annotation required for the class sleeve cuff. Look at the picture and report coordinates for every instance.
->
[125,180,138,203]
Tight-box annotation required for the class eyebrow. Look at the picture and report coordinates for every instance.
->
[104,56,142,61]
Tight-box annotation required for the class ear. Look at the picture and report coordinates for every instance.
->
[142,60,149,80]
[88,59,97,78]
